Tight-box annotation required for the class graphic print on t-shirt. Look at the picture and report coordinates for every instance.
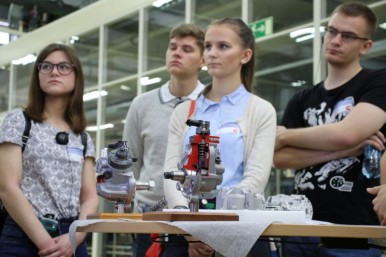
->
[296,96,357,192]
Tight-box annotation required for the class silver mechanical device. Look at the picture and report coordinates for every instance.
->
[96,140,154,213]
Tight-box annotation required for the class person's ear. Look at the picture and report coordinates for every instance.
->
[241,48,253,64]
[359,39,373,56]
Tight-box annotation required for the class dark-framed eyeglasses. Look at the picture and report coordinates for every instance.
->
[38,62,75,75]
[324,26,369,42]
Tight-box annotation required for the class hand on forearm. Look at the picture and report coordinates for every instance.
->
[367,185,386,225]
[363,131,386,151]
[275,126,287,151]
[39,233,73,257]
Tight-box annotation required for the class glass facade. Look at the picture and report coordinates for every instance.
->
[13,63,33,108]
[73,29,100,87]
[106,17,139,81]
[0,0,386,256]
[195,0,242,27]
[0,67,9,113]
[251,0,313,32]
[146,3,185,71]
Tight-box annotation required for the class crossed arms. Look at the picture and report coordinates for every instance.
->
[274,102,386,169]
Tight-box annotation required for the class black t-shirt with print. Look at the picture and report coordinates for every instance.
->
[281,68,386,225]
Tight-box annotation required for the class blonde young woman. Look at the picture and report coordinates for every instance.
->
[163,18,276,257]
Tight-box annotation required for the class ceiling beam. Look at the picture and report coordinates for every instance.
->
[0,0,155,66]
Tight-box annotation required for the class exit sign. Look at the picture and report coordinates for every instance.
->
[249,17,273,38]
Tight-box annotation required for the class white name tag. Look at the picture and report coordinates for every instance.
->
[218,127,241,134]
[67,147,83,163]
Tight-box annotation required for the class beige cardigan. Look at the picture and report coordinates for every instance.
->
[163,94,277,208]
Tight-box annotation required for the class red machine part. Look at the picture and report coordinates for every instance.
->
[182,133,220,176]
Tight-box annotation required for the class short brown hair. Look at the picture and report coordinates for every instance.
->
[25,43,86,133]
[169,23,205,55]
[332,2,377,38]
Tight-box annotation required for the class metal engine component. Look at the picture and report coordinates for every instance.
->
[96,140,155,213]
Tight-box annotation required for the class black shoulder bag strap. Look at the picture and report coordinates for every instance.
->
[22,111,31,152]
[1,111,31,231]
[80,132,87,157]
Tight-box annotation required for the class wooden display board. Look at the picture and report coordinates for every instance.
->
[142,211,239,221]
[88,212,239,221]
[87,213,143,220]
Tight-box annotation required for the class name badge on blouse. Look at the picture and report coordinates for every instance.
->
[67,147,83,163]
[218,127,241,134]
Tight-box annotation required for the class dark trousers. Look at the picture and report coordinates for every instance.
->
[162,235,190,257]
[162,235,271,257]
[0,214,88,257]
[132,233,153,257]
[281,236,382,257]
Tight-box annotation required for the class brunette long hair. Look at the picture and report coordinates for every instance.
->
[24,43,86,133]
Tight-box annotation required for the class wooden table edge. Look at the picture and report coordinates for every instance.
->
[76,221,386,238]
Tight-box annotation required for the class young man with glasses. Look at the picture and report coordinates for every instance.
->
[122,23,205,257]
[274,2,386,256]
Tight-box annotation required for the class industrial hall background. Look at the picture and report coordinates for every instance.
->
[0,0,385,256]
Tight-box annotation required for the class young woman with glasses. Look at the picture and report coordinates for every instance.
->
[0,43,99,257]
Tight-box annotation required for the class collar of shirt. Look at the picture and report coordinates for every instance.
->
[198,84,248,112]
[159,80,205,103]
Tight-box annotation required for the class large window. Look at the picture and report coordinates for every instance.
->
[145,1,185,71]
[12,62,33,109]
[106,16,139,82]
[255,32,314,120]
[103,78,138,144]
[0,67,9,112]
[251,0,313,32]
[363,3,386,69]
[195,0,241,28]
[72,29,99,88]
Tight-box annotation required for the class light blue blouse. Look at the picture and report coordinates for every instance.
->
[182,85,250,188]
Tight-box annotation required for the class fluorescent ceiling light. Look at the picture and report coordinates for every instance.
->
[12,54,37,65]
[380,22,386,30]
[290,27,325,43]
[290,28,315,38]
[0,21,9,27]
[291,80,306,87]
[70,35,79,44]
[120,85,131,91]
[0,32,9,45]
[86,123,114,132]
[153,0,173,7]
[295,34,314,43]
[83,90,108,101]
[141,76,161,86]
